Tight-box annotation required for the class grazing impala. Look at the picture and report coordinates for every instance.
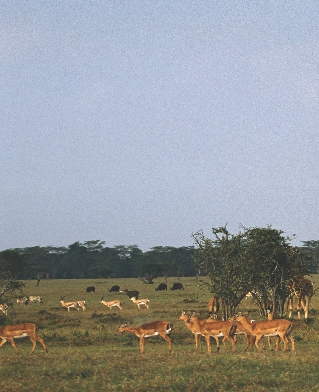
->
[0,304,8,315]
[130,297,149,309]
[100,297,123,309]
[189,313,237,353]
[116,320,173,353]
[0,323,48,353]
[60,296,80,312]
[17,297,29,305]
[26,295,43,304]
[235,314,294,351]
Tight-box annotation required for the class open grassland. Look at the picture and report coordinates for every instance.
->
[1,276,319,392]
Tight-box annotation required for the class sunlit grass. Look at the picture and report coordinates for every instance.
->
[0,276,318,391]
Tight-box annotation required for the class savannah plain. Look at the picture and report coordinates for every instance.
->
[0,276,319,392]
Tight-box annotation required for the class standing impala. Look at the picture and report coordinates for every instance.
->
[179,311,225,352]
[130,297,149,309]
[116,320,173,353]
[189,313,237,353]
[235,314,294,351]
[0,323,48,353]
[100,297,124,309]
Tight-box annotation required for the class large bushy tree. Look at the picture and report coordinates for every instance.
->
[193,225,309,320]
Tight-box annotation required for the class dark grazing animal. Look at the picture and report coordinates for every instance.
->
[121,289,139,299]
[155,283,167,291]
[86,286,95,293]
[109,285,120,292]
[170,282,184,290]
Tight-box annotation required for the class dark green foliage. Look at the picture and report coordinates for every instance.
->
[0,249,26,299]
[193,225,310,319]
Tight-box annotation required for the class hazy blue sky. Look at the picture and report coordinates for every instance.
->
[2,1,318,251]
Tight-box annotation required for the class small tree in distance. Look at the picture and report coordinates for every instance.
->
[0,250,26,300]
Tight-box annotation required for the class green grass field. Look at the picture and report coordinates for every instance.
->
[1,276,319,392]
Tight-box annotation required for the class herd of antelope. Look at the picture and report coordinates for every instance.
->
[0,276,314,354]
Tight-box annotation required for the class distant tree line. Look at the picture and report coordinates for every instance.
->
[0,242,197,282]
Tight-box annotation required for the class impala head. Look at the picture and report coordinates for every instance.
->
[100,296,104,301]
[178,311,187,320]
[116,323,130,334]
[130,297,136,301]
[60,296,66,301]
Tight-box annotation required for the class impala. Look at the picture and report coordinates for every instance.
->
[100,297,123,309]
[60,296,79,311]
[265,311,281,350]
[116,320,172,353]
[231,320,255,351]
[207,296,220,317]
[130,297,149,309]
[179,311,224,352]
[17,297,29,305]
[0,304,8,315]
[189,313,237,353]
[26,295,43,304]
[0,323,48,353]
[76,300,86,311]
[235,314,294,351]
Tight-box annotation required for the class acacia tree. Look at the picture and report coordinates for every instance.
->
[192,226,251,320]
[192,225,308,320]
[241,227,308,317]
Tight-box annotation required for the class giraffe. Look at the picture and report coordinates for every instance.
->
[287,276,314,322]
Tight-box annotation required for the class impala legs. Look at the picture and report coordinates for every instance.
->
[159,331,172,353]
[1,337,19,353]
[30,335,48,353]
[139,333,172,354]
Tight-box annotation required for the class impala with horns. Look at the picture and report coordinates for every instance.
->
[100,297,123,309]
[0,304,8,315]
[116,320,173,353]
[130,297,149,309]
[60,296,80,312]
[189,313,237,353]
[0,323,48,353]
[234,313,294,352]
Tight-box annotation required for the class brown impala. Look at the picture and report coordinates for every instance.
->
[235,314,294,351]
[0,323,48,353]
[116,321,172,353]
